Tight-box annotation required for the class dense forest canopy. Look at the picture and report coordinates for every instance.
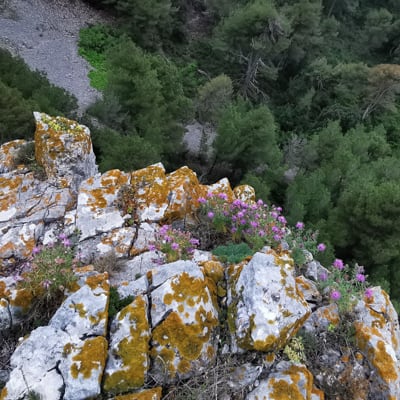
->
[2,0,400,308]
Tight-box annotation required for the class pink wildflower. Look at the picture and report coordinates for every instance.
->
[333,259,344,270]
[356,273,366,283]
[331,290,341,301]
[296,222,304,230]
[171,242,180,251]
[32,246,41,255]
[207,211,214,219]
[198,197,207,204]
[317,243,326,252]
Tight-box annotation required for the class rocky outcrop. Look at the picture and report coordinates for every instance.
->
[1,113,400,399]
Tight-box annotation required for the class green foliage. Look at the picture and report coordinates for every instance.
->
[88,37,192,169]
[213,99,281,184]
[93,128,160,173]
[108,286,134,320]
[0,49,77,143]
[212,242,254,264]
[196,74,233,124]
[283,335,307,364]
[78,25,120,90]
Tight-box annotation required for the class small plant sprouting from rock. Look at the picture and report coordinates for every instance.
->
[212,242,253,264]
[17,233,79,302]
[14,141,46,180]
[283,335,306,364]
[149,224,199,263]
[108,286,134,320]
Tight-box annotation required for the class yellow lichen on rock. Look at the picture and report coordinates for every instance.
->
[69,336,108,380]
[269,364,314,400]
[103,295,150,393]
[233,184,255,203]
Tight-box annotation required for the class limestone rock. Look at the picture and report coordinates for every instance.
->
[302,303,340,333]
[1,326,68,400]
[33,112,98,193]
[50,271,109,338]
[233,184,256,203]
[75,170,128,241]
[246,362,316,400]
[229,251,311,352]
[150,261,219,382]
[60,336,108,400]
[103,295,150,393]
[0,139,27,173]
[354,287,400,399]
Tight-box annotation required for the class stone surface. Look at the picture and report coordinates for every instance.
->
[0,139,27,173]
[354,287,400,400]
[75,170,128,241]
[34,112,98,193]
[246,362,316,400]
[104,295,150,393]
[60,336,108,400]
[50,272,109,338]
[150,262,219,382]
[1,326,67,400]
[229,251,311,352]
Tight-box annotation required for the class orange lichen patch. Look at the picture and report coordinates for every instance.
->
[163,272,210,306]
[269,364,313,400]
[100,169,129,193]
[178,359,192,374]
[151,309,216,372]
[164,166,203,220]
[114,387,162,400]
[85,188,107,210]
[0,281,11,298]
[0,175,22,211]
[130,164,167,207]
[35,114,91,166]
[103,296,150,392]
[70,302,87,318]
[311,386,325,399]
[265,353,276,363]
[74,265,95,274]
[355,323,398,383]
[201,261,224,283]
[85,273,109,292]
[69,336,108,380]
[233,184,255,203]
[9,288,33,311]
[19,235,35,258]
[319,304,340,327]
[201,178,235,202]
[0,140,26,168]
[0,386,7,400]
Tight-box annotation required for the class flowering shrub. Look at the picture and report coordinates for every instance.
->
[198,193,320,265]
[318,260,369,313]
[18,234,79,301]
[150,225,199,263]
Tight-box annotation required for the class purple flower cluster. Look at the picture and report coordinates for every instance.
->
[319,261,371,311]
[199,193,290,249]
[150,225,199,263]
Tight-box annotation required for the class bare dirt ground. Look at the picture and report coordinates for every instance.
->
[0,0,112,113]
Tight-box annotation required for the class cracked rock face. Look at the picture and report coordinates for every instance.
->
[2,114,400,399]
[228,251,311,352]
[1,271,109,400]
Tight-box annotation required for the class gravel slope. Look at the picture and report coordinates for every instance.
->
[0,0,111,113]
